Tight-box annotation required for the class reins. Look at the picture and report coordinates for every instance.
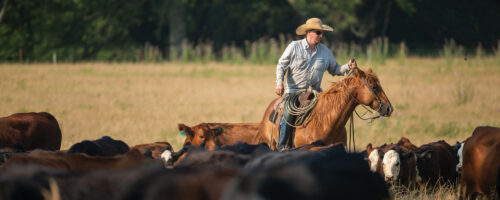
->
[343,75,388,152]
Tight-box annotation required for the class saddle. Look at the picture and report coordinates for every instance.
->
[269,91,314,125]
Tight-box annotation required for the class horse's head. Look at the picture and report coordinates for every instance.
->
[350,67,393,116]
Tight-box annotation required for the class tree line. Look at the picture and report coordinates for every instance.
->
[0,0,499,62]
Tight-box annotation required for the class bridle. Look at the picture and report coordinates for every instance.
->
[344,76,392,152]
[345,77,391,120]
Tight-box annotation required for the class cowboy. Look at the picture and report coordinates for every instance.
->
[275,18,357,151]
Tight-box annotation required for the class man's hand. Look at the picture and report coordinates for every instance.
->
[348,57,358,69]
[275,85,284,96]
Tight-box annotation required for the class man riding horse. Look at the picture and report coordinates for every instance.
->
[275,18,357,151]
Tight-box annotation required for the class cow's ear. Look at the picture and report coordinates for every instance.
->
[366,143,373,154]
[178,123,188,131]
[177,123,191,137]
[402,151,415,159]
[452,142,461,152]
[418,150,432,159]
[212,126,223,135]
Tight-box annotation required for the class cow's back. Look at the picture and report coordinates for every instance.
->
[461,126,500,197]
[0,112,62,150]
[67,136,129,156]
[208,123,260,146]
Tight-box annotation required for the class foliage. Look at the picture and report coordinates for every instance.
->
[0,0,499,62]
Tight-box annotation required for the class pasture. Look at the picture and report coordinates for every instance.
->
[0,57,499,198]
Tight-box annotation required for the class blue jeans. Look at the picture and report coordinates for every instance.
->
[279,95,297,150]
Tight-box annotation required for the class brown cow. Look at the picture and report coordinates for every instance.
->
[415,140,459,187]
[178,123,260,150]
[459,126,500,199]
[0,112,62,150]
[2,148,155,171]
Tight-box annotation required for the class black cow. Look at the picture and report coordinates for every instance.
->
[415,140,459,187]
[67,136,129,156]
[223,144,389,200]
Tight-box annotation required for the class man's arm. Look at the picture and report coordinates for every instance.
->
[275,42,295,96]
[327,55,356,76]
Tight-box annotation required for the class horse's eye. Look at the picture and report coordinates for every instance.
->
[371,86,378,91]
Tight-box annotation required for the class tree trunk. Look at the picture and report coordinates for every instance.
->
[168,0,186,60]
[0,0,8,24]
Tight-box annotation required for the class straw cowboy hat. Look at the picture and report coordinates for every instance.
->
[296,18,334,35]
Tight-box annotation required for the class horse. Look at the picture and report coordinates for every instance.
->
[253,67,393,150]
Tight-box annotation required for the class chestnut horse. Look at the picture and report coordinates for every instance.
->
[253,67,393,150]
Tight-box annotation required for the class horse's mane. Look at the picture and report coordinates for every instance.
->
[308,68,378,128]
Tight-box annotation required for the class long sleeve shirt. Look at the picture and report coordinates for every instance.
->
[276,38,351,94]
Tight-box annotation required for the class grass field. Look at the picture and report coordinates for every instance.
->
[1,57,499,199]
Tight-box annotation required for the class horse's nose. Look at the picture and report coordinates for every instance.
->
[386,104,393,116]
[380,103,393,116]
[385,176,393,182]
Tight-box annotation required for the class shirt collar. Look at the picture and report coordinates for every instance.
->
[300,38,309,50]
[301,38,321,53]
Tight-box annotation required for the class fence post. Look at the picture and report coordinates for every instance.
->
[138,48,143,62]
[52,52,57,64]
[19,48,23,63]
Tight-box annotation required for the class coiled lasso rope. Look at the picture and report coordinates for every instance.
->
[282,88,319,128]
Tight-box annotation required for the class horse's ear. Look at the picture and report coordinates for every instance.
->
[353,67,366,79]
[367,67,373,73]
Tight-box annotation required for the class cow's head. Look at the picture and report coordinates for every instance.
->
[382,149,415,183]
[382,150,400,182]
[416,149,434,183]
[177,123,223,150]
[366,143,381,173]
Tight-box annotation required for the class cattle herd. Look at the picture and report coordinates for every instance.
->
[0,112,498,200]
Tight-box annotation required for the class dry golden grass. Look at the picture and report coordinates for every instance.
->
[0,57,499,199]
[1,58,499,150]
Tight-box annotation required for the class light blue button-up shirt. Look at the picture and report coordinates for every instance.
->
[276,38,350,94]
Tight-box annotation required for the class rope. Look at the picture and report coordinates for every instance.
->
[282,89,319,128]
[348,114,356,152]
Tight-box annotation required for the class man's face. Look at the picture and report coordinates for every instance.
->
[307,29,323,45]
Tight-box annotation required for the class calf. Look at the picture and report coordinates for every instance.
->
[67,136,129,157]
[381,137,418,188]
[365,143,395,176]
[178,123,260,150]
[415,140,459,187]
[0,112,62,150]
[459,126,500,199]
